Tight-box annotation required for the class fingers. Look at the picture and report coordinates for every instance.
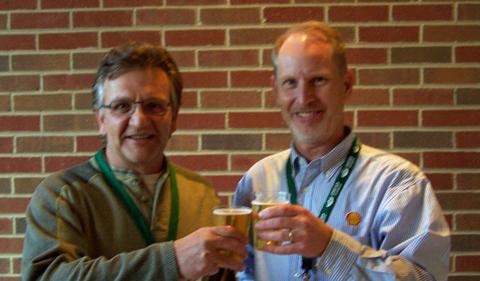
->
[258,204,304,219]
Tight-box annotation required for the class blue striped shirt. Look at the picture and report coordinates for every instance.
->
[233,131,450,281]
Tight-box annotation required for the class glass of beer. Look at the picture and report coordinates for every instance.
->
[213,206,252,260]
[252,190,290,250]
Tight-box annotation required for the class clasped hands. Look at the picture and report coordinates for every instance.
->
[173,205,332,280]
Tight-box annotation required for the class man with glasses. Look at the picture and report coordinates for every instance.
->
[22,43,247,281]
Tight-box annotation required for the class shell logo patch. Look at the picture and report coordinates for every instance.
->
[345,211,361,226]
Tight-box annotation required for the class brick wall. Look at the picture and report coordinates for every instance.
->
[0,0,479,280]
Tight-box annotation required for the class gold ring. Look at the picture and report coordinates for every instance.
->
[288,230,294,243]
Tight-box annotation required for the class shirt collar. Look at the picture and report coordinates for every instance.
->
[290,127,356,177]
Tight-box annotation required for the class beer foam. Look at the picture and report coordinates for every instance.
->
[213,208,252,215]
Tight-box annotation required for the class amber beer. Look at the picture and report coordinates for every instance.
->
[252,191,290,250]
[213,207,252,257]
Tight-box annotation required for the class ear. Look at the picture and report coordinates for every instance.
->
[343,69,354,100]
[95,110,106,135]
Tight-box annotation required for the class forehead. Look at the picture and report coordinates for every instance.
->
[103,67,170,100]
[277,34,335,75]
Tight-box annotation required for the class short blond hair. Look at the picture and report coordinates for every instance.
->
[272,21,347,76]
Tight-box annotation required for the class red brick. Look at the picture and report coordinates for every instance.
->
[457,88,480,105]
[136,8,195,26]
[360,26,419,43]
[356,132,390,150]
[424,152,480,169]
[101,31,161,48]
[0,157,41,173]
[205,175,242,193]
[456,132,480,148]
[231,70,271,87]
[437,193,480,211]
[0,237,23,253]
[0,94,10,111]
[264,7,325,23]
[41,0,99,9]
[347,88,389,106]
[44,114,97,132]
[346,48,388,65]
[229,112,284,129]
[44,73,94,91]
[425,67,480,84]
[182,71,227,88]
[424,25,480,42]
[0,219,12,234]
[104,0,162,7]
[456,214,480,231]
[169,51,195,68]
[330,5,388,22]
[45,156,90,172]
[230,28,284,46]
[231,154,270,171]
[168,155,227,171]
[394,131,452,149]
[201,8,260,25]
[0,137,12,153]
[0,0,36,10]
[73,11,132,27]
[0,116,39,131]
[423,110,480,127]
[180,91,197,108]
[391,47,451,63]
[165,134,198,151]
[393,88,454,105]
[201,90,262,108]
[167,0,225,5]
[202,134,262,151]
[14,94,71,111]
[266,133,291,150]
[232,0,287,3]
[358,110,418,127]
[17,136,74,153]
[39,33,97,50]
[447,275,480,281]
[458,4,480,20]
[14,177,43,194]
[11,12,68,29]
[165,30,225,47]
[456,255,480,272]
[0,35,35,50]
[12,54,70,71]
[73,52,105,70]
[76,135,103,152]
[452,234,480,252]
[456,46,480,63]
[199,49,259,67]
[74,91,93,110]
[358,69,419,85]
[177,113,225,130]
[425,173,453,190]
[393,4,452,21]
[458,173,480,190]
[0,14,5,29]
[0,75,39,92]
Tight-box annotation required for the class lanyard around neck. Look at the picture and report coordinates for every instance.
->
[95,148,179,245]
[285,137,361,277]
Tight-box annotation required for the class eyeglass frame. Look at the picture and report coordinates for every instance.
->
[98,99,172,117]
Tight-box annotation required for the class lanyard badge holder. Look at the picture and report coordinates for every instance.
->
[287,137,361,281]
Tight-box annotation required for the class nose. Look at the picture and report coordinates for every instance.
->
[295,82,315,105]
[128,103,148,126]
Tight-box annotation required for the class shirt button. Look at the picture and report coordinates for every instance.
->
[325,268,333,276]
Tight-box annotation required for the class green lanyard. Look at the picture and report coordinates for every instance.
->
[95,148,179,245]
[286,137,361,277]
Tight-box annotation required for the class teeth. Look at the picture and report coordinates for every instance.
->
[296,111,318,117]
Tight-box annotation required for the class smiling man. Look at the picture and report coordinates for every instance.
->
[22,43,247,281]
[234,21,450,281]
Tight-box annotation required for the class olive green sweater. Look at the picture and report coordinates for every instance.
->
[22,156,219,281]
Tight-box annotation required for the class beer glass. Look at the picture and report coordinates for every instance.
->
[252,190,290,250]
[211,206,252,281]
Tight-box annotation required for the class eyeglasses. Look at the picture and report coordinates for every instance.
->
[99,99,171,117]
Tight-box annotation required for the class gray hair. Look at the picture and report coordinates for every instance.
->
[271,21,347,76]
[92,42,182,114]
